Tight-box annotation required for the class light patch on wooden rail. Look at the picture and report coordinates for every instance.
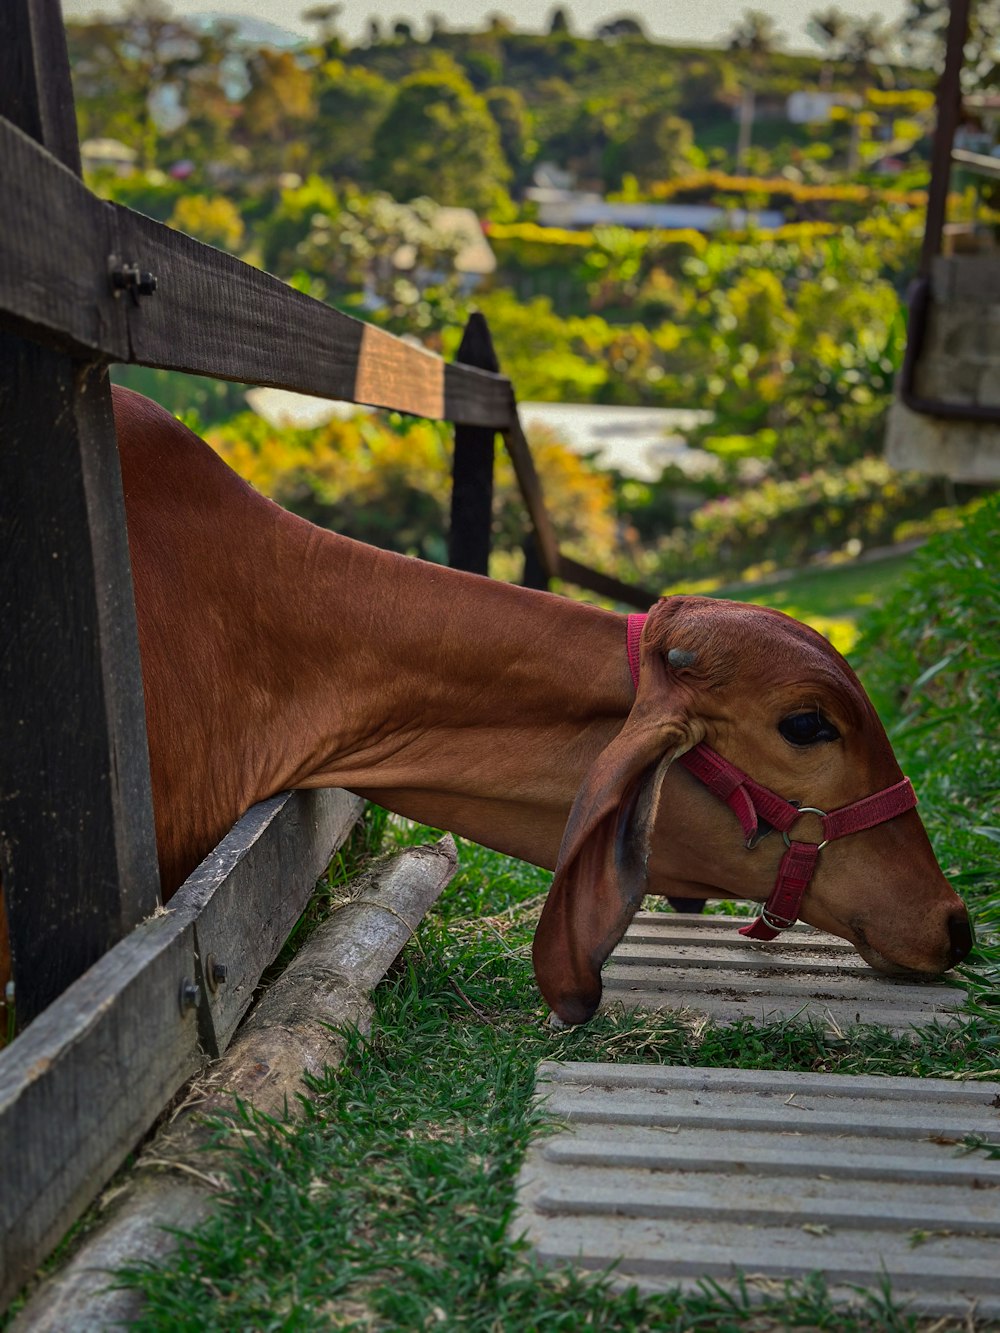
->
[354,324,445,419]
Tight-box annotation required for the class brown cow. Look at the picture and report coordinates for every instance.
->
[0,388,972,1025]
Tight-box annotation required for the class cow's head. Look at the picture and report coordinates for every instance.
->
[533,595,972,1025]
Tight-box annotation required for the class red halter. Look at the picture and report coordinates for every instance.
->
[626,613,917,940]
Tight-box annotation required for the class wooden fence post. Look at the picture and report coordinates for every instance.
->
[521,533,550,591]
[448,313,500,575]
[0,0,161,1024]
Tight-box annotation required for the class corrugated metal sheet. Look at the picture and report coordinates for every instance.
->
[515,1062,1000,1317]
[600,913,965,1031]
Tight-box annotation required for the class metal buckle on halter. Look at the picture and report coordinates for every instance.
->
[744,818,775,851]
[760,904,798,932]
[782,806,829,851]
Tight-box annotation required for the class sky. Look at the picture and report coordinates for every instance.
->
[59,0,910,53]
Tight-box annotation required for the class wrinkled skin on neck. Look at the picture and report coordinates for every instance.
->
[533,596,971,1025]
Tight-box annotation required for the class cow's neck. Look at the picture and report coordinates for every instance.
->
[259,520,633,868]
[125,411,633,891]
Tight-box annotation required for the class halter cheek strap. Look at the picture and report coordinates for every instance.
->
[625,613,917,940]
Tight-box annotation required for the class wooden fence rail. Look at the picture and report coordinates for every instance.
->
[0,0,655,1308]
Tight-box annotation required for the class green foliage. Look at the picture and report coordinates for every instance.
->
[67,11,236,169]
[237,47,316,175]
[369,62,511,211]
[168,193,245,250]
[853,496,1000,955]
[205,407,619,569]
[109,366,247,426]
[650,458,948,586]
[67,12,972,596]
[312,59,394,180]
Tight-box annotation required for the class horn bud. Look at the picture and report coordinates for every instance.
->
[667,647,697,668]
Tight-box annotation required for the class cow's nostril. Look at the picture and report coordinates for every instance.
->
[948,911,974,966]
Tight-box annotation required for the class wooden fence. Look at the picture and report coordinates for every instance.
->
[0,0,655,1307]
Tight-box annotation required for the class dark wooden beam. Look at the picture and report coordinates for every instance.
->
[0,0,161,1025]
[0,788,362,1308]
[449,313,501,575]
[0,115,513,428]
[0,117,126,359]
[557,554,659,610]
[114,204,513,426]
[521,532,550,591]
[503,411,563,579]
[0,0,82,174]
[185,790,363,1057]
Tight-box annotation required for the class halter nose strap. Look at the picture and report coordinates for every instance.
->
[625,612,917,940]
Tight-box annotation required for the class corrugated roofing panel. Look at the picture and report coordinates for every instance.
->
[515,1062,1000,1317]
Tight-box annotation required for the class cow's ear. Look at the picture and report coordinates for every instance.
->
[532,644,693,1025]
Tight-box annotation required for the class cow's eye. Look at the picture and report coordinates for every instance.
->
[779,711,840,746]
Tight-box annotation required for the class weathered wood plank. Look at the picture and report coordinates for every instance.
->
[0,342,163,1022]
[114,205,512,425]
[449,313,501,575]
[9,838,456,1330]
[503,412,562,578]
[0,110,128,361]
[190,789,364,1056]
[0,787,361,1309]
[354,322,445,419]
[444,357,514,432]
[0,0,82,175]
[0,885,202,1306]
[0,0,161,1024]
[0,123,512,424]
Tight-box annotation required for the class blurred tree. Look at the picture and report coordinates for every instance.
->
[840,16,896,89]
[595,16,647,39]
[807,10,896,169]
[238,48,316,174]
[544,96,620,186]
[169,192,245,250]
[301,4,344,49]
[484,86,533,186]
[370,64,511,209]
[614,109,695,186]
[257,174,340,274]
[312,60,393,181]
[727,9,783,168]
[807,6,849,86]
[548,7,571,34]
[67,0,229,168]
[897,0,1000,90]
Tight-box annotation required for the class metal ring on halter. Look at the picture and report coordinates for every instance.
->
[761,905,797,931]
[782,806,828,851]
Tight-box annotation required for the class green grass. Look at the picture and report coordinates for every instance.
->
[720,551,916,654]
[849,497,1000,1016]
[108,851,1000,1331]
[673,549,916,654]
[26,509,1000,1331]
